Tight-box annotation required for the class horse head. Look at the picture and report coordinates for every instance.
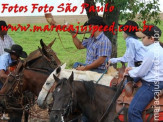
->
[37,63,66,108]
[50,72,76,122]
[39,39,61,68]
[0,39,61,110]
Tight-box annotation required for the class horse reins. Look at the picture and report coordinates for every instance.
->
[56,31,81,53]
[99,77,125,122]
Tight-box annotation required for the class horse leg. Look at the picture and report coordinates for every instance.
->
[8,110,23,122]
[24,110,29,122]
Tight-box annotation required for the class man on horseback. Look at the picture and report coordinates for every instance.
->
[0,20,14,56]
[124,25,163,122]
[0,44,27,89]
[70,16,112,73]
[108,20,147,67]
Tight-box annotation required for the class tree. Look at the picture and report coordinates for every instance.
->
[84,0,161,67]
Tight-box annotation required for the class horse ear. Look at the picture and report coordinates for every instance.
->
[53,74,60,83]
[68,72,74,85]
[48,38,56,48]
[38,46,42,53]
[61,63,66,69]
[56,66,61,75]
[40,39,47,48]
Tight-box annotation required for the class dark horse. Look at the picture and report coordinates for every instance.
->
[50,71,124,122]
[0,39,61,122]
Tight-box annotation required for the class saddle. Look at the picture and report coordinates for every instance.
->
[116,81,163,122]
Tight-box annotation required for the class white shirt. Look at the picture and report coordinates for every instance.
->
[0,35,14,56]
[110,37,147,67]
[129,42,163,82]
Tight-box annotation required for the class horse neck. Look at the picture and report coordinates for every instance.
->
[27,56,55,71]
[22,69,50,96]
[74,82,117,121]
[22,57,55,96]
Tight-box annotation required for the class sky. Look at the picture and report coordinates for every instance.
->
[0,0,162,16]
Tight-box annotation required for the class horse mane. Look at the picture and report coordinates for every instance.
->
[25,49,42,63]
[57,78,116,104]
[83,81,95,102]
[57,78,68,87]
[82,81,117,102]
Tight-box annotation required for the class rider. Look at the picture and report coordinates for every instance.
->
[124,25,163,122]
[70,16,112,73]
[0,44,27,89]
[0,20,14,56]
[108,20,147,67]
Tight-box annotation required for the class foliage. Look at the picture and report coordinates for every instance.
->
[95,0,161,25]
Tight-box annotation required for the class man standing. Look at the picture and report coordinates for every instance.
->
[0,20,14,55]
[70,16,112,73]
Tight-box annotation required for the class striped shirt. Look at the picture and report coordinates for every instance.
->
[82,32,112,69]
[0,35,14,56]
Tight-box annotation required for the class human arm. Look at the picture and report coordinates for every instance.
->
[8,35,15,45]
[76,56,106,70]
[0,70,7,81]
[109,40,135,67]
[128,51,154,78]
[70,33,85,49]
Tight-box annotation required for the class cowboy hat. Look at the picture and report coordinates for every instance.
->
[84,16,106,27]
[4,44,27,58]
[119,20,139,39]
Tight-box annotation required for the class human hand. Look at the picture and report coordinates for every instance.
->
[123,67,132,76]
[106,60,111,68]
[76,66,86,71]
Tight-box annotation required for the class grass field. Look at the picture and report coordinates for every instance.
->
[7,21,163,68]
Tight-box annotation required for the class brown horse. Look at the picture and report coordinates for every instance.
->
[50,72,124,122]
[0,39,61,122]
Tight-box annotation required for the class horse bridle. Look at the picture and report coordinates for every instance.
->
[6,72,23,96]
[51,92,75,122]
[38,47,59,69]
[51,88,81,122]
[0,71,25,110]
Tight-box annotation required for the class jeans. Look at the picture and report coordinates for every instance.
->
[123,77,141,87]
[73,62,87,68]
[128,81,163,122]
[73,62,106,74]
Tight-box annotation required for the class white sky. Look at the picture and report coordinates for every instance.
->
[0,0,162,16]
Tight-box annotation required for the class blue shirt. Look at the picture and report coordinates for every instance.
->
[129,42,163,82]
[0,53,14,71]
[82,32,112,69]
[110,37,147,67]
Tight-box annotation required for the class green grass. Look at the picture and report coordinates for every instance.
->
[7,22,163,68]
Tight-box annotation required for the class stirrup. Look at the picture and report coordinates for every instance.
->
[1,113,10,120]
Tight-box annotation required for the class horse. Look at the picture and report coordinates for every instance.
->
[50,72,124,122]
[0,39,61,122]
[37,63,119,109]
